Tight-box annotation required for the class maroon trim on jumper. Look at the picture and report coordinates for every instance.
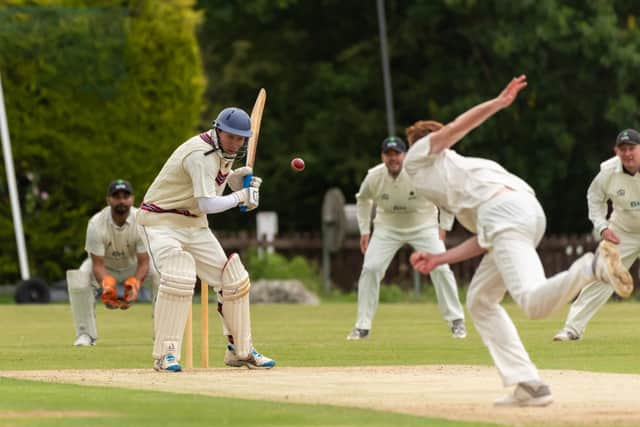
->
[140,202,198,218]
[215,170,229,186]
[199,132,214,145]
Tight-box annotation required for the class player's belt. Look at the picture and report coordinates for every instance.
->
[140,202,198,218]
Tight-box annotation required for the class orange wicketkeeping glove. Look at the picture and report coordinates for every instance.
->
[100,275,119,309]
[120,277,141,310]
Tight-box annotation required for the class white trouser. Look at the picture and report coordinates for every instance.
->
[467,191,595,386]
[563,225,640,336]
[140,225,234,347]
[355,225,464,330]
[141,226,229,289]
[69,258,159,340]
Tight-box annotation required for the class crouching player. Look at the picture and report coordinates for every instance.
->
[67,180,159,346]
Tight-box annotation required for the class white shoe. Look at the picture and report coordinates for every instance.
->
[451,319,467,339]
[593,241,633,298]
[494,381,553,407]
[553,329,580,342]
[224,344,275,369]
[346,328,369,340]
[73,334,95,346]
[153,341,182,372]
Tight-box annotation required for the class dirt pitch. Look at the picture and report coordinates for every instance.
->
[2,365,640,426]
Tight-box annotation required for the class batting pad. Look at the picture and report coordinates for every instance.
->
[152,250,196,360]
[67,269,97,340]
[219,253,252,358]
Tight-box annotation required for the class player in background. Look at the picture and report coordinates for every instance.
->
[137,107,274,372]
[404,75,632,406]
[553,129,640,341]
[67,180,159,346]
[347,136,466,341]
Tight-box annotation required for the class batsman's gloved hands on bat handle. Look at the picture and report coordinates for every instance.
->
[100,275,120,309]
[120,277,141,310]
[234,186,259,211]
[227,166,253,191]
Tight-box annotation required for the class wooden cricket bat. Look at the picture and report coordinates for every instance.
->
[240,88,266,211]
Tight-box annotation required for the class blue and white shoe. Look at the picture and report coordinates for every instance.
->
[153,353,182,372]
[224,344,275,369]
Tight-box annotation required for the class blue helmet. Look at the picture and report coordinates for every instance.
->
[212,107,252,137]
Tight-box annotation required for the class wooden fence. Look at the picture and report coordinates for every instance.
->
[217,231,639,295]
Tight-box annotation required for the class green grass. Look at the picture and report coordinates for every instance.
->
[0,301,639,426]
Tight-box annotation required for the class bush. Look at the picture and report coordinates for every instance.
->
[0,0,204,282]
[243,249,323,295]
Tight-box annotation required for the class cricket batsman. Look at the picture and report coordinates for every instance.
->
[137,107,275,372]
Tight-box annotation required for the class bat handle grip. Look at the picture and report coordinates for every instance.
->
[239,173,253,212]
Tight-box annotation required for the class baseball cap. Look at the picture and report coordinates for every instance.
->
[381,136,407,153]
[107,179,133,196]
[615,129,640,146]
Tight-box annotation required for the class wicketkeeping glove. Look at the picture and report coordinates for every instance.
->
[120,277,141,310]
[100,275,120,309]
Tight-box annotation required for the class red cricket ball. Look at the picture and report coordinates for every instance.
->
[291,157,305,172]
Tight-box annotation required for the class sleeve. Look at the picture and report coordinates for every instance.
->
[197,194,241,214]
[84,220,105,257]
[135,232,146,254]
[184,151,218,198]
[355,174,374,235]
[586,171,609,235]
[403,135,434,177]
[438,207,455,231]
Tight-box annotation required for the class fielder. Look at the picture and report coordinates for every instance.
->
[405,75,632,407]
[554,129,640,341]
[137,107,274,372]
[347,136,466,341]
[67,180,159,346]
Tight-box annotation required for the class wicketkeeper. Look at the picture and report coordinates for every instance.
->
[67,180,159,346]
[137,107,274,372]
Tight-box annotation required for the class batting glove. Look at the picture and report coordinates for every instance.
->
[100,275,120,309]
[120,277,141,310]
[234,187,259,211]
[227,166,253,191]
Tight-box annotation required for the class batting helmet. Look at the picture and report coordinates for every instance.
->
[213,107,252,138]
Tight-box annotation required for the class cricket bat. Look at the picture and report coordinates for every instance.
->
[240,88,266,212]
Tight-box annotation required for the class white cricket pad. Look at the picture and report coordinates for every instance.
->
[219,253,252,358]
[152,249,196,359]
[66,269,97,340]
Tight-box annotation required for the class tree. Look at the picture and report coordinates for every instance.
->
[0,0,205,282]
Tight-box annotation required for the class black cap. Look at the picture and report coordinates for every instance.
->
[381,136,407,153]
[107,179,133,196]
[616,129,640,146]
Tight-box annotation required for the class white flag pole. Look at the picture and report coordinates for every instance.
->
[0,71,30,280]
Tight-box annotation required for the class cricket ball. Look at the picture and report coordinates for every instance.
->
[291,157,305,172]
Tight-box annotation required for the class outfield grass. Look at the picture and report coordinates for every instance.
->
[0,301,638,426]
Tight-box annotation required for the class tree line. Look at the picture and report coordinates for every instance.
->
[0,0,639,281]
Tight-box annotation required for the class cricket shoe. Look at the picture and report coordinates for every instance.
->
[153,352,182,372]
[494,381,553,407]
[552,328,580,342]
[73,334,95,347]
[346,328,369,340]
[593,241,633,298]
[451,319,467,339]
[224,344,275,369]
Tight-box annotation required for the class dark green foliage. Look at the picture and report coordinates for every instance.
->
[197,0,640,234]
[0,0,204,282]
